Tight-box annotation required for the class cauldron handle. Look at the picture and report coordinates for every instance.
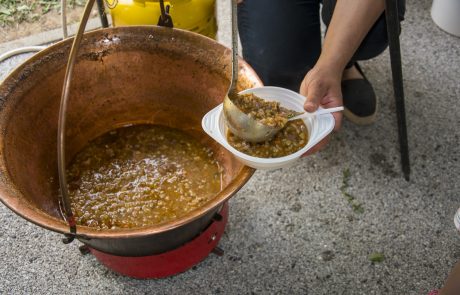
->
[57,0,96,244]
[57,0,178,243]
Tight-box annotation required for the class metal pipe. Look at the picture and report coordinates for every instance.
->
[61,0,68,38]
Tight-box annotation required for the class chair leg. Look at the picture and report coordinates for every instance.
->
[96,0,109,28]
[384,0,410,181]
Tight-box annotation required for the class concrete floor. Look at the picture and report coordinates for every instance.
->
[0,0,459,294]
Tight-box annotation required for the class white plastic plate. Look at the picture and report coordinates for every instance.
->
[202,86,335,170]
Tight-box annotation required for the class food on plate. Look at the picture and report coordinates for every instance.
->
[232,93,302,128]
[227,119,308,158]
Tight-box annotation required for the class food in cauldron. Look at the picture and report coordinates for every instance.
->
[66,124,222,230]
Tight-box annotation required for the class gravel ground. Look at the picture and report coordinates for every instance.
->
[0,0,459,294]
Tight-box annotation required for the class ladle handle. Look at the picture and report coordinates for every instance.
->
[57,0,96,242]
[228,0,238,96]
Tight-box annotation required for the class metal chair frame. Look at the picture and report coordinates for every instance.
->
[385,0,410,180]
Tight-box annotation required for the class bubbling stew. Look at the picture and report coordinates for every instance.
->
[66,125,222,230]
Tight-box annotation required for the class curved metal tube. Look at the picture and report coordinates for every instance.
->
[57,0,96,240]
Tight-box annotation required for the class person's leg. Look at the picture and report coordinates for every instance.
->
[321,0,406,125]
[238,0,321,92]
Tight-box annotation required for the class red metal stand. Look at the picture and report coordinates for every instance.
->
[89,202,228,279]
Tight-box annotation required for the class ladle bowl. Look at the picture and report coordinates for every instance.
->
[223,94,281,143]
[0,26,262,256]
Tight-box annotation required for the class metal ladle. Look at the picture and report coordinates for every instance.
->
[222,0,282,143]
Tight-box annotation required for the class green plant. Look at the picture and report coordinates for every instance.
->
[0,0,84,27]
[341,168,364,214]
[369,252,385,263]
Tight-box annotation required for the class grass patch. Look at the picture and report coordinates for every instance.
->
[340,168,364,214]
[368,252,385,263]
[0,0,84,27]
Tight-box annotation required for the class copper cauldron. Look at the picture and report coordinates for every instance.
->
[0,26,261,256]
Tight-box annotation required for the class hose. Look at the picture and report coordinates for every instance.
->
[0,0,68,63]
[0,46,45,62]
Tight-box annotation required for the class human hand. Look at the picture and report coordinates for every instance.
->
[299,63,343,156]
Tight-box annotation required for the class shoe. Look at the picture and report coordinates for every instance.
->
[341,62,377,125]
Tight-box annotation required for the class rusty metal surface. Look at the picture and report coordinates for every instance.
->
[0,26,262,255]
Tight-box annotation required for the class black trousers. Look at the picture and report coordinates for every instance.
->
[237,0,406,91]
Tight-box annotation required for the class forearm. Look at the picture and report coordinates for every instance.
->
[317,0,385,72]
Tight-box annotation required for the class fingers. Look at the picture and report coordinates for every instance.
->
[299,67,344,157]
[332,111,343,131]
[300,68,343,131]
[321,98,343,131]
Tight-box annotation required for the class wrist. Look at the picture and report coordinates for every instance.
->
[314,54,348,76]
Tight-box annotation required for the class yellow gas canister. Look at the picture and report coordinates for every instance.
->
[105,0,217,39]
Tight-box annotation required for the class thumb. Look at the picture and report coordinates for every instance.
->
[301,79,324,113]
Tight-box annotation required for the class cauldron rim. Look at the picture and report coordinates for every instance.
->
[0,26,260,240]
